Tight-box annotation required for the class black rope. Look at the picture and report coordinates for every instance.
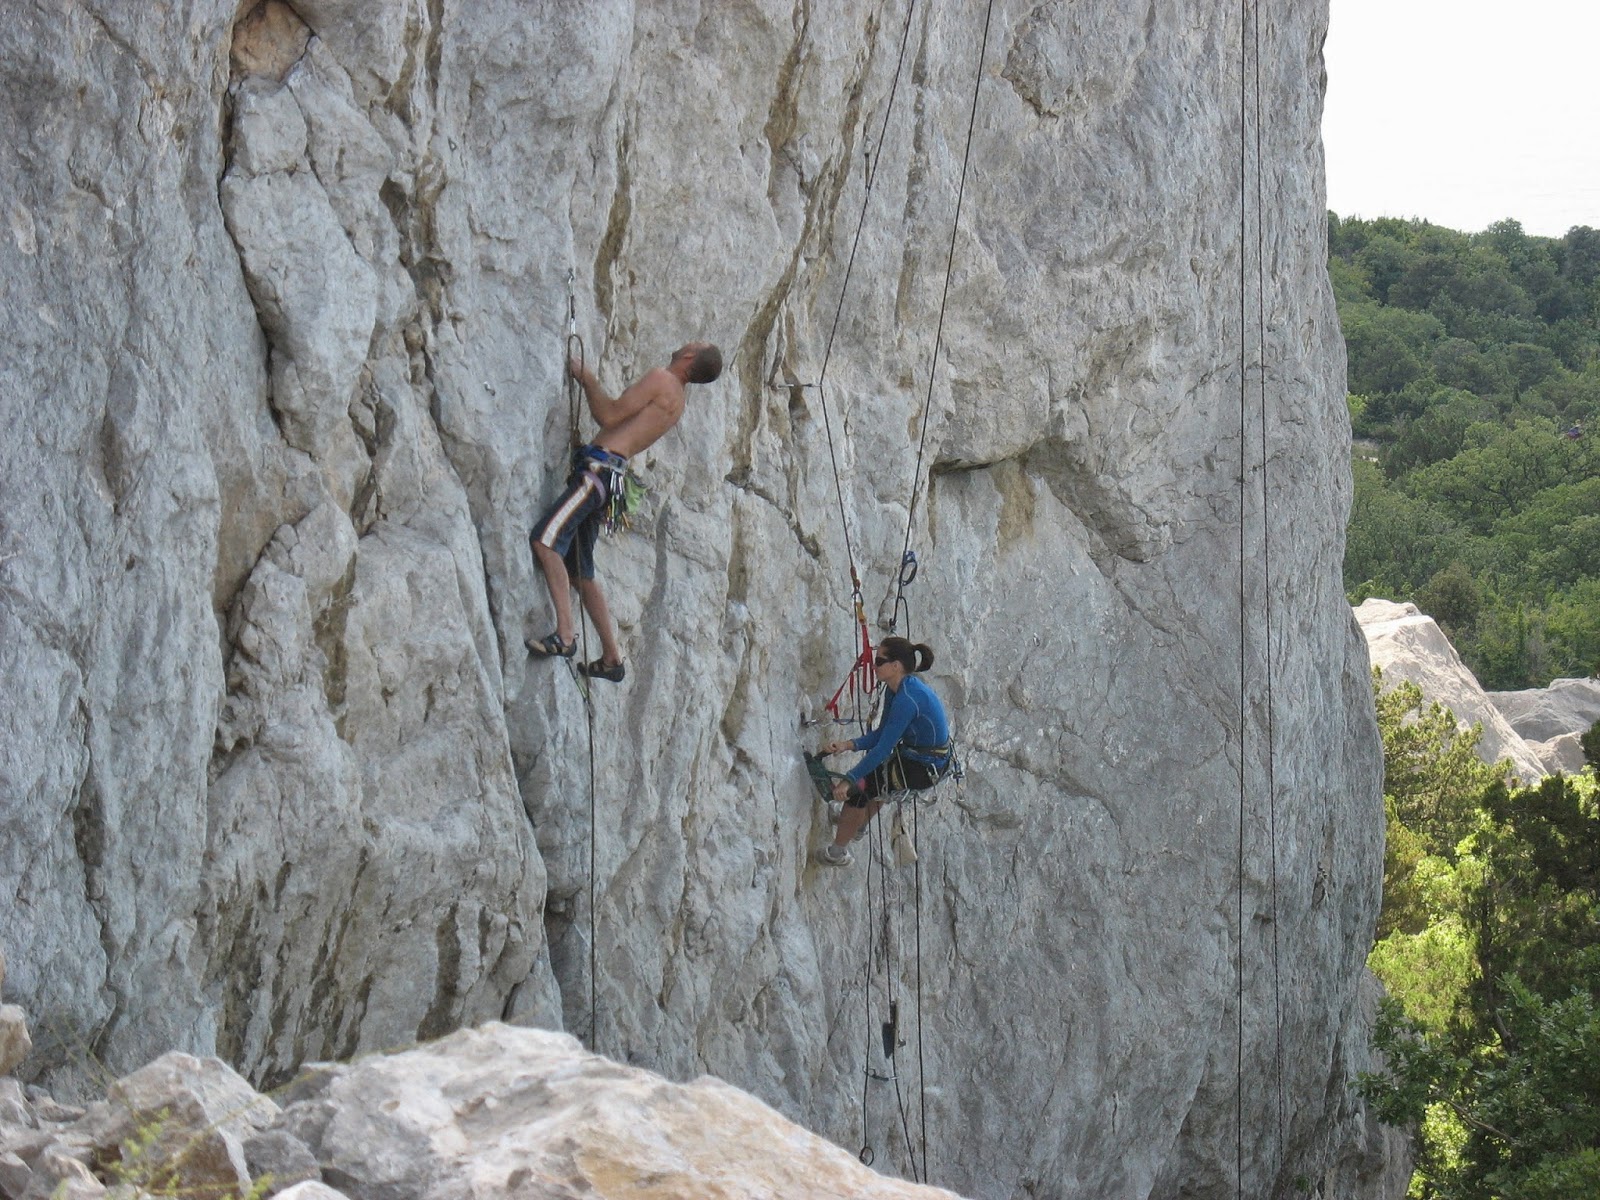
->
[858,787,876,1164]
[1234,1,1249,1193]
[913,799,928,1183]
[867,6,996,1183]
[1250,0,1286,1178]
[564,275,600,1053]
[814,0,920,608]
[891,0,994,628]
[880,814,920,1183]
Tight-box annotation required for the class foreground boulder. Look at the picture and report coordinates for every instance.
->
[0,1026,958,1200]
[0,949,30,1096]
[274,1024,961,1199]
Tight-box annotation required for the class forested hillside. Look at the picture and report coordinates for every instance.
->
[1333,215,1600,688]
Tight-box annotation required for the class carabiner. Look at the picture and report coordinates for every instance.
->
[898,550,919,588]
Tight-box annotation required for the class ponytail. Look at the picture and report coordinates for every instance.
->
[878,637,935,673]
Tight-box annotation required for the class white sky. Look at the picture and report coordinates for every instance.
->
[1321,0,1600,238]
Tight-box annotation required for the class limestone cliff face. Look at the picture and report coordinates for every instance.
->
[0,3,1392,1197]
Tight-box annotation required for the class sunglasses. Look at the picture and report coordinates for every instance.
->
[874,655,894,666]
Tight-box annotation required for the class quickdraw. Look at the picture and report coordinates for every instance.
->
[823,570,877,724]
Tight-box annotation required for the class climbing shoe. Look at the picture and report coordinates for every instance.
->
[527,632,577,658]
[815,843,853,867]
[577,658,626,684]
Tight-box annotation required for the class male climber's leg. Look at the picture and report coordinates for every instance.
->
[576,577,622,666]
[531,541,577,650]
[529,469,604,656]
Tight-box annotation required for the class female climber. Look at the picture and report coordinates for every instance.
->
[813,636,953,867]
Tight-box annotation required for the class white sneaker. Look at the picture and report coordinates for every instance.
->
[815,843,853,867]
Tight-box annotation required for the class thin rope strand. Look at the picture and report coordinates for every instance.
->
[1235,2,1249,1195]
[859,805,876,1163]
[881,810,920,1183]
[814,0,920,595]
[1251,0,1286,1177]
[563,328,601,1055]
[913,799,928,1182]
[893,0,994,623]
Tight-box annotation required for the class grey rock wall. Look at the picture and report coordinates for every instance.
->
[1,3,1390,1198]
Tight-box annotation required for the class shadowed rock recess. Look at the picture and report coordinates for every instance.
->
[0,3,1396,1197]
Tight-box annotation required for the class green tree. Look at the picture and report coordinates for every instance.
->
[1345,460,1462,592]
[1431,338,1507,396]
[1373,670,1505,856]
[1360,687,1600,1200]
[1405,424,1569,535]
[1344,306,1433,398]
[1582,721,1600,772]
[1415,562,1481,637]
[1335,211,1600,691]
[1559,226,1600,292]
[1357,233,1413,303]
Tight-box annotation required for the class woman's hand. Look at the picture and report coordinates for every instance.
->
[831,778,852,803]
[821,740,850,756]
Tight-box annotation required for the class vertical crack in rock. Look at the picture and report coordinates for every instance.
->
[312,558,357,735]
[894,12,935,326]
[740,6,878,516]
[593,118,633,334]
[760,1,811,193]
[279,843,369,1087]
[376,0,449,434]
[417,903,463,1041]
[69,742,120,1062]
[219,0,377,501]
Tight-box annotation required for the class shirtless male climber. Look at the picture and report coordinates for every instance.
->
[528,341,723,682]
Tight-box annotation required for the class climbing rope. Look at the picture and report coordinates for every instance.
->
[564,269,601,1053]
[1234,3,1250,1188]
[855,786,925,1183]
[809,0,922,723]
[889,0,992,634]
[912,798,928,1182]
[1250,0,1286,1173]
[842,3,994,1184]
[1235,2,1284,1191]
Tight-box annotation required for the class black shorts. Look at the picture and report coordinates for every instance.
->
[531,449,620,579]
[848,756,944,807]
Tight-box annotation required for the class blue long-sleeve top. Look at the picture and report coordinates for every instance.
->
[846,675,951,782]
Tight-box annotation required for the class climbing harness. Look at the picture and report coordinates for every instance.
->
[602,468,648,536]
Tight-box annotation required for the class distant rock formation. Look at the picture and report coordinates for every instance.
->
[1355,599,1600,781]
[1487,679,1600,776]
[0,1022,957,1200]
